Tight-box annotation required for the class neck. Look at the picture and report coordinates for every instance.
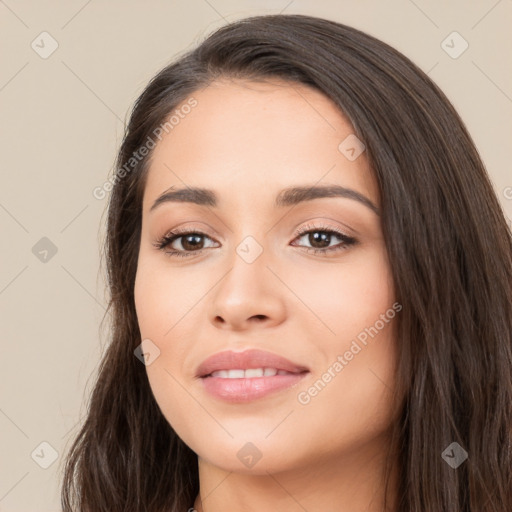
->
[191,435,399,512]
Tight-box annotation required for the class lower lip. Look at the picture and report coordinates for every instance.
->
[200,373,308,403]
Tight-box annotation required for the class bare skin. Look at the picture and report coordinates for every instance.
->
[134,78,400,512]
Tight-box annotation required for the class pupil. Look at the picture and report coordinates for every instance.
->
[182,234,203,251]
[179,232,332,251]
[309,232,330,248]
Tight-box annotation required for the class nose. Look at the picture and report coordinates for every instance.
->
[208,246,287,331]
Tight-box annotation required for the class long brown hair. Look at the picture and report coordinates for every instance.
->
[61,13,512,512]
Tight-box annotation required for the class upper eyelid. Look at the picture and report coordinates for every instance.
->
[164,223,346,237]
[154,223,358,259]
[160,224,352,245]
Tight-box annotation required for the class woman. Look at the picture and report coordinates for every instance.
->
[61,13,512,512]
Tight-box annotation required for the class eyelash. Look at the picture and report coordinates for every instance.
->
[152,223,358,259]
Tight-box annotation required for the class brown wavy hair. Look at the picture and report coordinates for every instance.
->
[60,13,512,512]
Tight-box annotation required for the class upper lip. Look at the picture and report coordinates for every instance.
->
[196,349,309,377]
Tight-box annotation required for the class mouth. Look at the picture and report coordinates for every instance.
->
[196,349,309,403]
[205,367,303,378]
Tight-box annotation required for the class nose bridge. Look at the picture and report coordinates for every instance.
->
[208,231,286,329]
[219,234,271,303]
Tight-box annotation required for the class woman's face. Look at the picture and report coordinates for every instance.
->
[134,78,398,475]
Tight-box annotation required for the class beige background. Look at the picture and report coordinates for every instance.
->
[0,1,511,510]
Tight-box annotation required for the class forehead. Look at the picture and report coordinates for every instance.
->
[142,78,377,210]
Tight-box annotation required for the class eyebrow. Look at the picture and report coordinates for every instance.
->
[149,184,380,215]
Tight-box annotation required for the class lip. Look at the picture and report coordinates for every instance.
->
[196,349,309,377]
[196,349,310,403]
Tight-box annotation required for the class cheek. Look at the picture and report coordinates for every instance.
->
[288,249,398,432]
[289,248,395,339]
[134,262,205,443]
[134,258,206,340]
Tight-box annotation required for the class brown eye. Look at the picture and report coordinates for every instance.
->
[175,233,206,251]
[292,225,357,255]
[154,230,218,258]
